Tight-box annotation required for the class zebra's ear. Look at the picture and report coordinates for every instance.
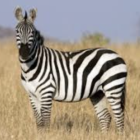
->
[15,6,24,21]
[29,8,37,22]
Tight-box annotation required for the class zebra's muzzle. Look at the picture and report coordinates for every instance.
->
[19,43,30,59]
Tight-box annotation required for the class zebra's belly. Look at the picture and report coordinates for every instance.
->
[53,79,101,102]
[53,91,90,102]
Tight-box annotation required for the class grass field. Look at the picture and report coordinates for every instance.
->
[0,40,140,140]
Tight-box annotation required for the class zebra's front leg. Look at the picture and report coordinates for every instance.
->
[40,93,53,130]
[29,92,53,131]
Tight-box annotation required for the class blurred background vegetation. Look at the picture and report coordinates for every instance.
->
[81,32,110,46]
[0,25,140,140]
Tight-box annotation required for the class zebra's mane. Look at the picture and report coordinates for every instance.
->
[35,30,44,46]
[24,11,28,21]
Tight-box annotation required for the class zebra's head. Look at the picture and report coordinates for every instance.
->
[15,7,37,60]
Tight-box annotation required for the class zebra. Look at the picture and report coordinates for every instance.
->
[15,7,127,133]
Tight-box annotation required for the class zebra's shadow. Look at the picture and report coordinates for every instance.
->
[51,112,99,133]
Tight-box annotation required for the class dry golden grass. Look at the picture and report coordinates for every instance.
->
[0,40,140,140]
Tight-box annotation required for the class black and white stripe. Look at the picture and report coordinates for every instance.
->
[15,7,127,132]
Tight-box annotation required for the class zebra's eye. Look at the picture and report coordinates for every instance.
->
[28,43,31,46]
[32,31,35,34]
[16,30,19,33]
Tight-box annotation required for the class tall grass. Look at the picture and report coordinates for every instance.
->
[0,41,140,140]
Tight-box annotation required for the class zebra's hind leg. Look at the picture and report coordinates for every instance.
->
[90,90,111,132]
[104,85,126,133]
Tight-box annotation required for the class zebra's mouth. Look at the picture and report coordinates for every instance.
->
[19,43,30,60]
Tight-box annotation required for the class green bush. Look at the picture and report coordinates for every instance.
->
[81,32,110,46]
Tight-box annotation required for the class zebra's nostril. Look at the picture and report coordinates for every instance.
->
[21,43,28,48]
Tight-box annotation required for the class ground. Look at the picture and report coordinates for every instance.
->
[0,41,139,140]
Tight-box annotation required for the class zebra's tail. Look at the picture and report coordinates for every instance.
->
[121,84,126,112]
